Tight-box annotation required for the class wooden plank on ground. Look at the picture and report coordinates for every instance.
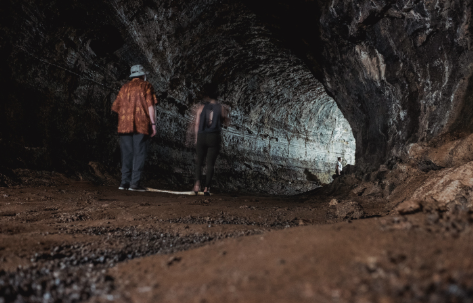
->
[145,188,212,196]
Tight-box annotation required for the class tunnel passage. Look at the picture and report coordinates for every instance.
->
[0,0,355,194]
[1,0,472,192]
[138,0,356,193]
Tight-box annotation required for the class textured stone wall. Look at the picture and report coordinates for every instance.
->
[0,0,355,194]
[243,0,473,173]
[319,0,473,172]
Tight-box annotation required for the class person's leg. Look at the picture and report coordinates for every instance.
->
[119,134,133,188]
[130,133,149,188]
[204,133,222,189]
[194,133,207,191]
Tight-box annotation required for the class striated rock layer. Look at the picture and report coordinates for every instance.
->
[0,0,355,194]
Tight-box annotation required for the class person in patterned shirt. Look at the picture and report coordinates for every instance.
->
[111,64,158,192]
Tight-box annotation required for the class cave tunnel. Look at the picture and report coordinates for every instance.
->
[0,0,358,194]
[2,0,472,195]
[2,0,473,302]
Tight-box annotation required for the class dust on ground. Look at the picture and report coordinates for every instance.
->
[0,170,472,303]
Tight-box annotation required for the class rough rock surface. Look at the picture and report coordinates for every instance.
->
[405,161,473,211]
[407,133,473,169]
[0,0,355,194]
[320,129,473,215]
[319,0,473,171]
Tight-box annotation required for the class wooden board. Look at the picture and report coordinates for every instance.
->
[145,188,212,196]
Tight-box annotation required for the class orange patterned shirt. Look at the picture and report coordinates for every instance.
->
[111,78,158,135]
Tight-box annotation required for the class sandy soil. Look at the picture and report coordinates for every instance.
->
[1,177,472,303]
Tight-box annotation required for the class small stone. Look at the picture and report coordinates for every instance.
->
[329,199,338,206]
[395,200,421,214]
[167,256,182,266]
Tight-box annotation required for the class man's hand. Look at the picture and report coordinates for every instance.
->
[151,125,157,137]
[148,105,157,137]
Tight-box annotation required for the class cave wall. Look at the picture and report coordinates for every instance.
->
[2,0,471,192]
[319,0,473,172]
[244,0,473,173]
[0,0,355,194]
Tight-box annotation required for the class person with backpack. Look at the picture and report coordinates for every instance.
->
[191,84,230,195]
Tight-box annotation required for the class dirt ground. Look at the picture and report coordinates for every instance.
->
[1,174,473,302]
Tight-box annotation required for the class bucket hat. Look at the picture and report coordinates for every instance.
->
[129,64,148,78]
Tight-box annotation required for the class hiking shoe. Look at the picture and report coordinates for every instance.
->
[118,184,130,190]
[129,185,147,192]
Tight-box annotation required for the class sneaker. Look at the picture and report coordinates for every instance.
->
[129,185,147,192]
[118,184,130,190]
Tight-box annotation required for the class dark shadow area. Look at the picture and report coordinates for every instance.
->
[303,168,321,183]
[89,25,125,58]
[241,0,325,81]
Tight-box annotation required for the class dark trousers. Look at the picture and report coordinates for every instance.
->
[119,133,149,186]
[195,132,221,188]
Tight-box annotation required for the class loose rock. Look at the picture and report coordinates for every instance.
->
[394,200,422,215]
